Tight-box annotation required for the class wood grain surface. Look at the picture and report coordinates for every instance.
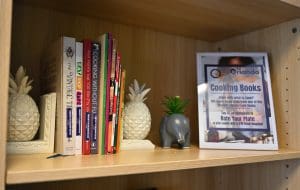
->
[17,0,300,41]
[5,1,300,190]
[214,18,300,190]
[7,147,300,184]
[11,3,212,146]
[0,0,12,190]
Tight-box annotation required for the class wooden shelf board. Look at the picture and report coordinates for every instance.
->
[6,147,300,184]
[17,0,300,41]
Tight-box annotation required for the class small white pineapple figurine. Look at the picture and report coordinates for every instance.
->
[8,66,40,141]
[123,79,151,139]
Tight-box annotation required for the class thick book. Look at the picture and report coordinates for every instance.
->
[97,33,109,155]
[75,42,83,155]
[82,40,92,155]
[41,36,76,155]
[90,42,100,154]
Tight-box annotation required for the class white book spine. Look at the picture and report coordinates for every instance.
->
[63,36,76,155]
[75,42,83,155]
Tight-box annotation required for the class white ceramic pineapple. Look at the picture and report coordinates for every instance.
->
[123,79,151,139]
[8,66,40,142]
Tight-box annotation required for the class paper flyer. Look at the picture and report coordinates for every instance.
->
[197,52,278,150]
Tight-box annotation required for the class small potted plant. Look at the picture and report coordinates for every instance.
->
[160,96,190,148]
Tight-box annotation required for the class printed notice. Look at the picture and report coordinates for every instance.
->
[197,53,278,150]
[205,65,269,131]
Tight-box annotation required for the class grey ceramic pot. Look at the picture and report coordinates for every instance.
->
[160,114,190,148]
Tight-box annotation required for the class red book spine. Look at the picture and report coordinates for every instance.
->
[82,40,92,155]
[108,39,117,153]
[105,33,113,154]
[113,52,121,153]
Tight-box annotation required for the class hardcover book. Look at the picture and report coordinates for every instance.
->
[90,42,100,154]
[97,33,109,155]
[41,36,76,155]
[196,52,278,150]
[82,40,92,155]
[105,33,113,154]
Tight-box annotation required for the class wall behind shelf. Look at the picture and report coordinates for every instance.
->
[11,2,213,145]
[214,18,300,150]
[213,18,300,190]
[7,168,214,190]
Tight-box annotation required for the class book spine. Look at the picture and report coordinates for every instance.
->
[116,70,126,152]
[82,40,92,155]
[98,33,108,155]
[105,33,113,154]
[75,42,83,155]
[109,38,117,153]
[113,52,121,153]
[90,42,100,154]
[62,36,76,155]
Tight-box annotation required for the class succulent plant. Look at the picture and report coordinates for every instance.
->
[162,96,189,115]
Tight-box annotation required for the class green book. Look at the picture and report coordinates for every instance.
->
[97,33,109,155]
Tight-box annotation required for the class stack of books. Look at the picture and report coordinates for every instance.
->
[41,33,126,155]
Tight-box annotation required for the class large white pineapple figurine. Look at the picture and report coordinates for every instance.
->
[8,66,40,141]
[123,79,151,139]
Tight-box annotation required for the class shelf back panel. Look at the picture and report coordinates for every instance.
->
[7,168,213,190]
[11,3,213,146]
[214,19,300,150]
[213,18,300,190]
[17,0,300,42]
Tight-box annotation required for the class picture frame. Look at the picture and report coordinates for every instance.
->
[196,52,278,150]
[7,93,56,154]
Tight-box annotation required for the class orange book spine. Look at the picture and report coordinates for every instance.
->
[116,70,126,152]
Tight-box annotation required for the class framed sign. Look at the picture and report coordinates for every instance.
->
[196,52,278,150]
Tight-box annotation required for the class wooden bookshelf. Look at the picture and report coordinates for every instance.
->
[2,0,300,190]
[0,0,12,190]
[17,0,300,41]
[7,147,300,184]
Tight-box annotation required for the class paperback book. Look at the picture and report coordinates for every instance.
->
[75,42,83,155]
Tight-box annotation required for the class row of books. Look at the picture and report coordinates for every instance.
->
[41,33,126,155]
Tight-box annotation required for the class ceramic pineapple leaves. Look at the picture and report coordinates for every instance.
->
[9,76,18,94]
[9,66,33,95]
[141,88,151,102]
[127,79,151,102]
[15,66,26,86]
